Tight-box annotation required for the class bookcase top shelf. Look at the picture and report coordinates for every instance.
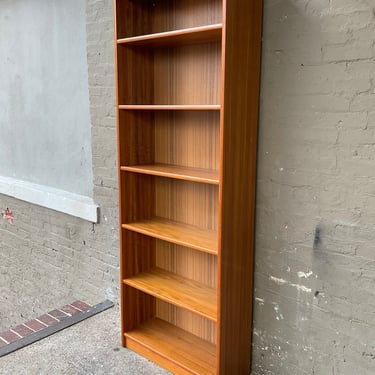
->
[117,24,222,47]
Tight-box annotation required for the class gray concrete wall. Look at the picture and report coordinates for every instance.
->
[0,0,117,331]
[253,0,375,374]
[0,0,93,196]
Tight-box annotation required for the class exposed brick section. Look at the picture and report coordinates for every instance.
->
[0,301,93,353]
[11,325,34,338]
[0,338,7,347]
[0,330,20,344]
[60,304,81,316]
[71,300,91,312]
[0,0,118,332]
[47,309,69,321]
[37,314,58,327]
[24,319,46,332]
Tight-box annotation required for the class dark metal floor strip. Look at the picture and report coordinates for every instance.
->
[0,300,114,357]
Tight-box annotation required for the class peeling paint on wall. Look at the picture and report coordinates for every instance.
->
[297,270,313,279]
[269,275,312,293]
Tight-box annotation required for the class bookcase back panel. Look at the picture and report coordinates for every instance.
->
[116,0,222,39]
[155,178,218,231]
[122,229,156,277]
[156,242,217,288]
[119,110,220,171]
[154,111,219,170]
[153,43,221,105]
[117,46,154,105]
[156,301,217,344]
[121,173,218,231]
[117,43,221,105]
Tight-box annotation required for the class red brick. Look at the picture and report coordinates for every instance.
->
[11,324,34,337]
[0,338,7,347]
[71,300,91,311]
[38,314,58,326]
[24,319,46,332]
[0,330,20,343]
[60,304,81,316]
[48,309,69,321]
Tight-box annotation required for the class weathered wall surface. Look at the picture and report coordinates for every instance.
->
[0,0,93,197]
[253,0,375,374]
[0,0,117,331]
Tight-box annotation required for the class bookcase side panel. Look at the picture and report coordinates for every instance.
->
[218,0,263,373]
[123,287,156,333]
[121,172,155,223]
[115,0,152,39]
[119,110,155,166]
[117,46,154,105]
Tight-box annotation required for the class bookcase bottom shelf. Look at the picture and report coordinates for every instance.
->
[124,318,216,375]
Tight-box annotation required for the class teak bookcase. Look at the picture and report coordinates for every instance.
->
[114,1,263,373]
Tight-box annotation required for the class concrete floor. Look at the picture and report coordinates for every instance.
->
[1,306,171,375]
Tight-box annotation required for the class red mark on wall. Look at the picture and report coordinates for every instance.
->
[2,208,14,224]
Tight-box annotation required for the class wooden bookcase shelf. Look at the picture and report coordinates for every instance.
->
[125,318,216,375]
[117,24,222,47]
[114,0,262,373]
[122,218,218,255]
[120,164,219,185]
[118,109,220,178]
[118,105,221,110]
[123,267,217,321]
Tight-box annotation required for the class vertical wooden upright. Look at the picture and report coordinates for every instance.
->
[218,0,263,372]
[114,1,263,373]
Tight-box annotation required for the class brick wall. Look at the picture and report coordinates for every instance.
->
[253,0,375,374]
[0,0,118,331]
